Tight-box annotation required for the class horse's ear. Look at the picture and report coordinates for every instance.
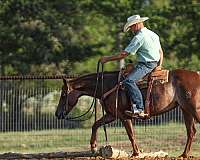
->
[63,79,67,85]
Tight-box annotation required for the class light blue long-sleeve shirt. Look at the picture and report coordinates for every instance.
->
[124,27,161,63]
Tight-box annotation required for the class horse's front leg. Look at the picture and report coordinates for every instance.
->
[122,119,140,156]
[90,113,115,152]
[179,110,196,158]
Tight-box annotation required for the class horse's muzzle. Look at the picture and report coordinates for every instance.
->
[55,111,65,119]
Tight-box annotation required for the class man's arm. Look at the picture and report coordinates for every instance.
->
[100,51,128,64]
[155,48,163,70]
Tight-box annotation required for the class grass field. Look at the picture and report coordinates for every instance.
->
[0,123,200,157]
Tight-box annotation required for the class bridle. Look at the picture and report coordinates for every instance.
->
[59,81,94,121]
[61,84,69,115]
[61,61,102,121]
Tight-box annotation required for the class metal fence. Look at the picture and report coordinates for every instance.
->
[0,77,200,156]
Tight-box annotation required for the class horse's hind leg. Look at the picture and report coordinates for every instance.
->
[122,119,139,156]
[90,113,115,152]
[180,110,196,158]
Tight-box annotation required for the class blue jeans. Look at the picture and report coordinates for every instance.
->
[122,62,157,111]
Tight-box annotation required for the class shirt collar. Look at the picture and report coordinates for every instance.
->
[140,27,147,32]
[133,27,147,35]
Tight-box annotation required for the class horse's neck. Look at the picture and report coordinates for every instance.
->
[95,72,119,98]
[70,72,119,98]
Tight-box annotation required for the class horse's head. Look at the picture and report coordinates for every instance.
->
[55,72,118,119]
[55,79,82,119]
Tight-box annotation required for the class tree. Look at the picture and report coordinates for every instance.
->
[0,0,200,75]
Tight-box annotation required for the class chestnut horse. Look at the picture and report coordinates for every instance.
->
[55,69,200,158]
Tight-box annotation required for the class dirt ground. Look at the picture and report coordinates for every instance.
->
[61,157,200,160]
[0,152,200,160]
[51,157,200,160]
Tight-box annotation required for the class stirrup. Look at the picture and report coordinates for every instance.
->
[137,111,149,117]
[125,110,149,119]
[125,110,135,117]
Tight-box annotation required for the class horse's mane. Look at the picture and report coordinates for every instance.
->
[67,71,119,91]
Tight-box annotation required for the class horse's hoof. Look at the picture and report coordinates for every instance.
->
[91,147,98,153]
[178,154,188,158]
[131,152,139,157]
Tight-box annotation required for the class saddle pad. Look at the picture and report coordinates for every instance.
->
[150,69,169,82]
[137,69,169,88]
[121,64,169,88]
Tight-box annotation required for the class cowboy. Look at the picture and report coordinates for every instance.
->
[100,15,163,118]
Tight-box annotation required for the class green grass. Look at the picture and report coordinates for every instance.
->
[0,123,200,157]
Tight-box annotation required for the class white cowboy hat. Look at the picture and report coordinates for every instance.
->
[123,15,149,32]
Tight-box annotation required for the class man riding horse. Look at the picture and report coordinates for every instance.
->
[100,15,164,118]
[56,16,200,157]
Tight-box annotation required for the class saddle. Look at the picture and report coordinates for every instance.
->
[100,63,169,119]
[123,63,169,117]
[123,63,169,87]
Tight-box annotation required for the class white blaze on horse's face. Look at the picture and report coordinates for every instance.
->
[67,83,73,92]
[55,79,71,119]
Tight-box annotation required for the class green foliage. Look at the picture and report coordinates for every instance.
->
[0,0,200,75]
[73,55,118,74]
[187,54,200,70]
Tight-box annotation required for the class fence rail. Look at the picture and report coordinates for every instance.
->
[0,75,79,80]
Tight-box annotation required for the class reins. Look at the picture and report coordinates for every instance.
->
[64,101,95,121]
[63,60,118,144]
[64,60,121,144]
[100,62,108,143]
[64,61,101,121]
[100,63,122,142]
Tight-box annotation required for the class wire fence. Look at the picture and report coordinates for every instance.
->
[0,77,200,156]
